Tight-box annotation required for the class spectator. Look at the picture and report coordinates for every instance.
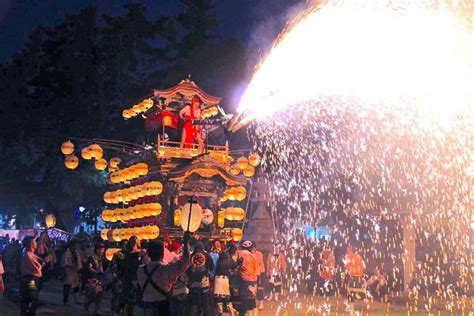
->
[83,243,105,315]
[137,233,191,315]
[62,240,82,305]
[214,251,238,316]
[186,241,214,315]
[266,244,287,302]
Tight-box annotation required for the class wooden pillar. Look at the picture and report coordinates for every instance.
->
[402,215,416,290]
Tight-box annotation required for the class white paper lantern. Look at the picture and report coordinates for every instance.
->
[201,208,214,226]
[180,202,203,232]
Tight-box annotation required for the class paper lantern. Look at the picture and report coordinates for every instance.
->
[217,211,225,228]
[103,192,112,204]
[81,147,92,160]
[135,163,149,176]
[101,210,111,221]
[143,99,154,109]
[229,164,241,176]
[236,157,248,170]
[231,228,243,242]
[135,185,145,198]
[122,109,131,119]
[224,207,245,221]
[174,209,182,227]
[235,186,247,201]
[146,203,162,217]
[100,229,109,241]
[45,214,56,228]
[111,229,122,242]
[89,144,103,160]
[110,172,121,184]
[110,157,122,168]
[65,155,79,169]
[95,158,107,171]
[201,209,214,225]
[61,141,74,155]
[249,153,261,167]
[180,202,203,232]
[243,165,255,177]
[138,103,147,112]
[144,226,160,240]
[144,181,163,196]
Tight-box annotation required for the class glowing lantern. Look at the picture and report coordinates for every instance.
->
[122,228,133,240]
[243,165,255,177]
[103,192,112,204]
[65,155,79,169]
[61,141,74,155]
[118,229,128,241]
[110,192,119,204]
[110,229,122,242]
[128,187,139,201]
[101,210,110,221]
[249,153,261,167]
[229,164,241,176]
[135,185,145,198]
[110,172,121,184]
[144,226,160,240]
[146,203,162,217]
[144,181,163,196]
[45,214,56,228]
[100,229,109,241]
[231,228,243,242]
[132,104,141,113]
[235,186,247,201]
[236,157,248,170]
[224,207,245,221]
[180,202,203,232]
[89,144,103,160]
[81,147,92,160]
[174,209,182,227]
[110,157,122,168]
[143,99,154,109]
[95,158,107,171]
[201,209,214,225]
[135,163,149,176]
[122,109,132,119]
[105,248,121,261]
[217,211,225,228]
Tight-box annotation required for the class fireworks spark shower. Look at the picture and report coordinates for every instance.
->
[237,0,473,307]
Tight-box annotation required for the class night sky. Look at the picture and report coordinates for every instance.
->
[0,0,306,63]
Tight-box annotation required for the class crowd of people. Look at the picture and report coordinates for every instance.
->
[0,222,471,315]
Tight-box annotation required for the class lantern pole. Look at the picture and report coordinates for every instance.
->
[186,196,197,232]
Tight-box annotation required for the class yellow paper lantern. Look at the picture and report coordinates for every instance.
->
[45,214,56,228]
[237,157,248,170]
[217,210,225,228]
[180,202,203,232]
[110,157,122,168]
[174,209,182,227]
[229,164,241,176]
[100,229,109,241]
[135,185,145,198]
[105,248,121,261]
[224,207,245,221]
[110,172,121,184]
[95,158,107,171]
[128,187,139,201]
[143,226,160,240]
[248,153,261,167]
[146,203,162,217]
[88,144,103,160]
[122,109,132,119]
[143,99,154,109]
[135,163,149,176]
[101,210,111,221]
[231,228,243,242]
[61,141,74,155]
[235,186,247,201]
[64,155,79,169]
[81,147,92,160]
[110,229,122,242]
[132,104,141,113]
[243,165,255,177]
[144,181,163,196]
[103,192,112,204]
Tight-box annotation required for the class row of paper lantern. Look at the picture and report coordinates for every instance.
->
[100,226,160,242]
[62,140,122,171]
[223,227,243,242]
[173,207,245,228]
[102,203,162,222]
[103,181,163,204]
[109,163,148,183]
[228,154,260,177]
[122,99,154,119]
[221,186,247,202]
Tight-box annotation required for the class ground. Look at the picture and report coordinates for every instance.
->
[0,280,472,315]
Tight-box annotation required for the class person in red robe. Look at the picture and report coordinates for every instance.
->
[179,96,204,150]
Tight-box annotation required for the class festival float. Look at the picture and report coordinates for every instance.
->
[61,78,264,246]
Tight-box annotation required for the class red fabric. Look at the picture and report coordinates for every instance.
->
[182,105,199,148]
[237,249,258,282]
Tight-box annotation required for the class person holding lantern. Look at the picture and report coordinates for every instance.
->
[179,96,204,150]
